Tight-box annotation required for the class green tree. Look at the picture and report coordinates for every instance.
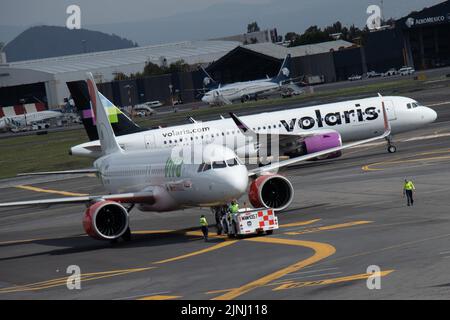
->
[247,21,260,33]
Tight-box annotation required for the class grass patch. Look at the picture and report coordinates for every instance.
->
[0,129,92,179]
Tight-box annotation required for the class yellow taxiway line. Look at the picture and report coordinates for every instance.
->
[0,267,154,294]
[153,240,238,264]
[15,185,88,197]
[284,221,373,235]
[272,270,394,291]
[138,295,181,300]
[212,238,336,300]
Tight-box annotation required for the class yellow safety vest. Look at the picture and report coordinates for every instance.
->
[230,204,239,214]
[200,217,208,226]
[404,181,415,191]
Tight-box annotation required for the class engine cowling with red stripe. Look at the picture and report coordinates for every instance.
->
[249,175,294,211]
[83,201,129,240]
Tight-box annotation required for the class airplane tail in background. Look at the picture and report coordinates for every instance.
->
[200,66,219,90]
[67,80,144,141]
[86,73,123,155]
[272,54,292,84]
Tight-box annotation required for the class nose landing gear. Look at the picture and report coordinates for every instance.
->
[386,136,397,153]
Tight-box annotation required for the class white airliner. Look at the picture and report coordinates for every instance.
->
[0,110,63,131]
[201,54,295,105]
[68,79,437,161]
[0,73,392,242]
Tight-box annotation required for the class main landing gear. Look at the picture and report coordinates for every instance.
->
[386,135,397,153]
[110,204,134,244]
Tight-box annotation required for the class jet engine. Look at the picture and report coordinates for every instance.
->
[248,174,294,211]
[83,201,129,240]
[284,132,343,160]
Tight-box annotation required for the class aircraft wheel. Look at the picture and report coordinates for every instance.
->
[122,227,132,241]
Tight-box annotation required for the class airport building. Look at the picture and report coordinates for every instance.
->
[0,40,239,109]
[398,0,450,69]
[205,40,357,84]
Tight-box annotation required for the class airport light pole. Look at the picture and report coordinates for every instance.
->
[124,84,134,118]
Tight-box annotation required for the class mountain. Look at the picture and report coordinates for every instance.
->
[4,26,137,62]
[0,25,27,44]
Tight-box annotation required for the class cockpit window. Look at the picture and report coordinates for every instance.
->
[197,163,205,172]
[203,163,212,171]
[212,161,227,169]
[407,103,412,109]
[226,158,239,167]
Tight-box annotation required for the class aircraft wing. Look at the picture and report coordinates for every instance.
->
[216,93,233,105]
[248,105,392,177]
[0,191,154,208]
[229,112,339,143]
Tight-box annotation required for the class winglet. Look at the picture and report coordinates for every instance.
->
[381,101,391,136]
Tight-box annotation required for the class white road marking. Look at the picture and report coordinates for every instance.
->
[350,132,450,149]
[113,291,171,300]
[404,133,450,142]
[426,101,450,107]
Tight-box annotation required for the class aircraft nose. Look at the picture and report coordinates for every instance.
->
[201,95,209,103]
[428,107,438,123]
[218,166,248,196]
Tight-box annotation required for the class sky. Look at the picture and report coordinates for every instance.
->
[0,0,443,26]
[0,0,269,26]
[0,0,445,45]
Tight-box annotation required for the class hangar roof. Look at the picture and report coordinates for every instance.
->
[4,40,239,75]
[244,40,355,59]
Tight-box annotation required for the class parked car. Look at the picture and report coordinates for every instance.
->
[398,66,415,76]
[133,105,156,115]
[383,68,398,77]
[348,74,363,81]
[144,100,163,108]
[366,71,382,78]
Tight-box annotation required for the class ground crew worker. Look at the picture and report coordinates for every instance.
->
[227,200,240,234]
[403,179,416,206]
[200,215,208,242]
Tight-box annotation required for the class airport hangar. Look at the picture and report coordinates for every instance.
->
[0,40,240,110]
[0,39,357,110]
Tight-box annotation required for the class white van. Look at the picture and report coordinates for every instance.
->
[399,66,415,76]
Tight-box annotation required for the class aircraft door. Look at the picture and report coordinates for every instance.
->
[383,100,397,121]
[145,134,157,149]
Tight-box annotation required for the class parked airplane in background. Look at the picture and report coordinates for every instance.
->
[0,110,63,131]
[201,54,299,105]
[0,73,392,243]
[67,79,437,161]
